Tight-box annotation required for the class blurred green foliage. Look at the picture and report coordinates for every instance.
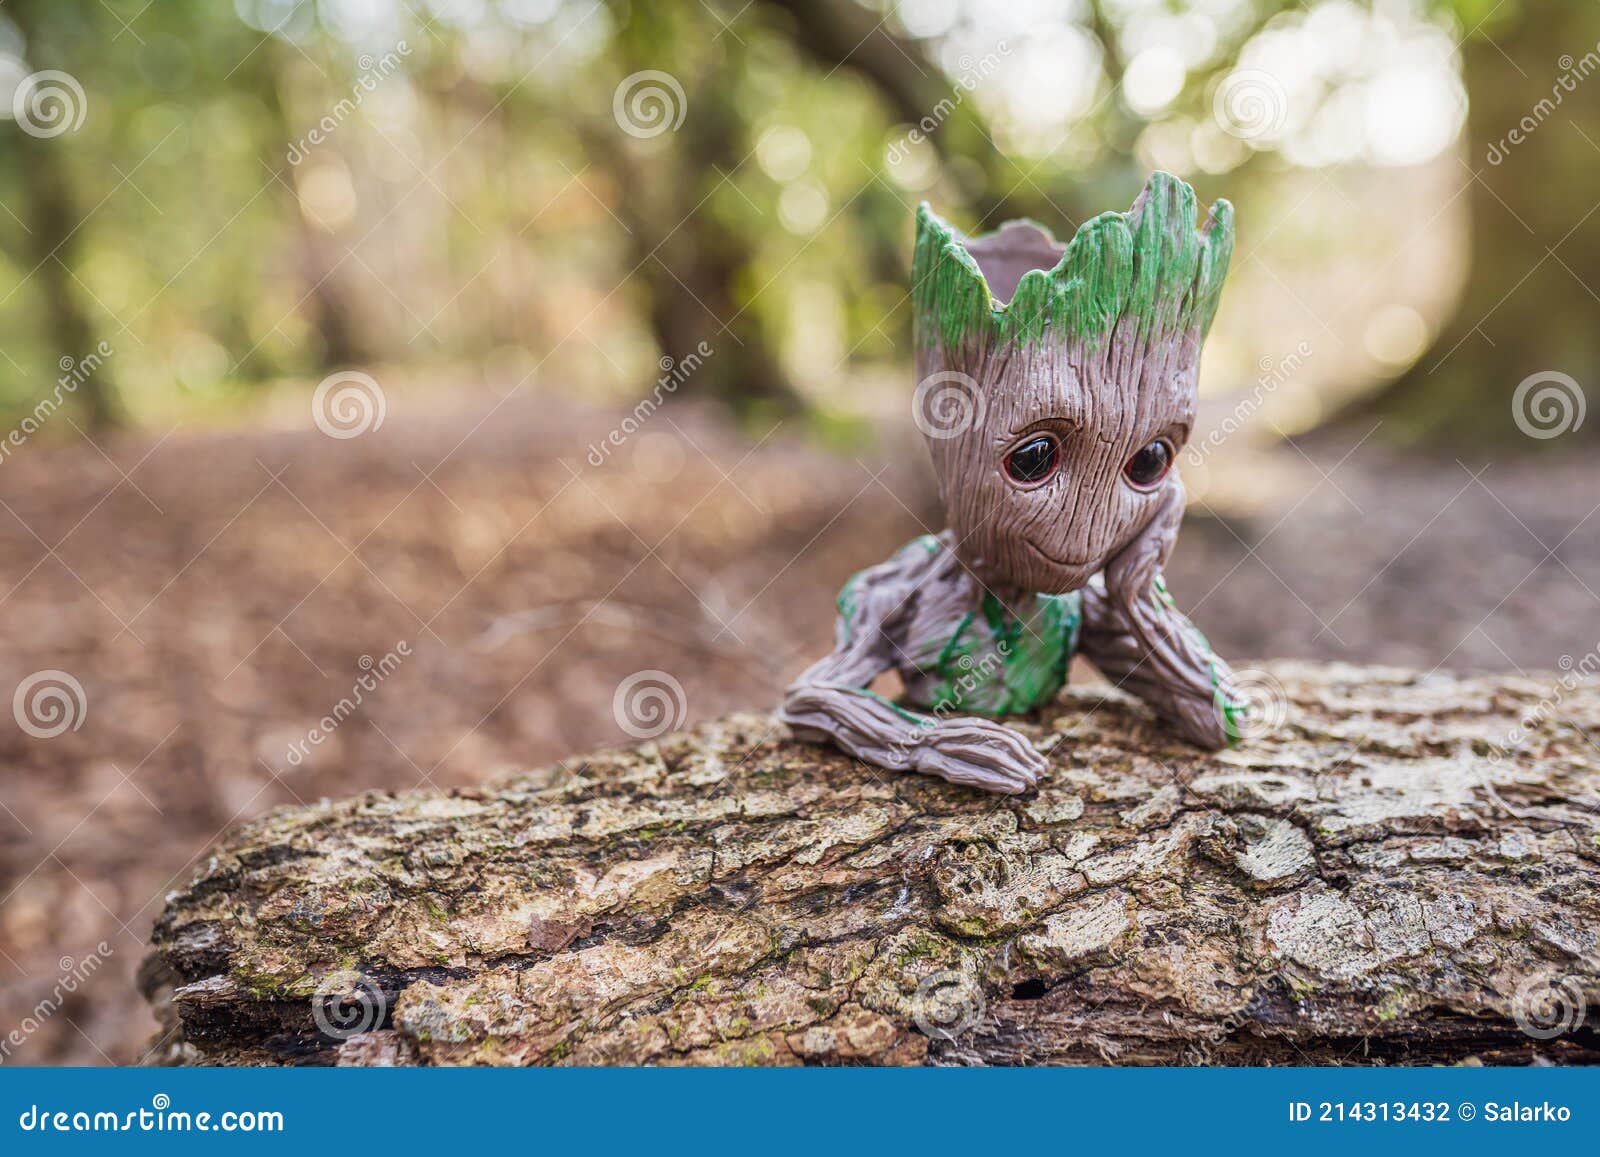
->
[0,0,1593,442]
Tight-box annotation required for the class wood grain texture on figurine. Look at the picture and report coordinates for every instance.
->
[780,171,1248,793]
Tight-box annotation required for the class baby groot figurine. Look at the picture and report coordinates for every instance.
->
[780,171,1247,794]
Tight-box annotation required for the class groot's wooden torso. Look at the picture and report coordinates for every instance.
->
[839,534,1084,717]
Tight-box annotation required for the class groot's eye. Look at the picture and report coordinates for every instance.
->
[1004,435,1060,485]
[1123,439,1174,490]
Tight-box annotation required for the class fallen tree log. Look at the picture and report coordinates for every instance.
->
[141,662,1600,1066]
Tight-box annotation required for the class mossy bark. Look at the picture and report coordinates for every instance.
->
[142,663,1600,1066]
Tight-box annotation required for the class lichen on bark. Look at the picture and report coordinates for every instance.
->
[143,662,1600,1066]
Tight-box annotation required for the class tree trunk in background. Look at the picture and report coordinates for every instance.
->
[253,40,373,371]
[757,0,1092,230]
[599,1,803,417]
[6,0,123,429]
[657,62,799,414]
[1359,4,1600,443]
[143,664,1600,1066]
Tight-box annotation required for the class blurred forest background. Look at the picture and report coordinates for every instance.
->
[0,0,1598,1065]
[1,0,1596,441]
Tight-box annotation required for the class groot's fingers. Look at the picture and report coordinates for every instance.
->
[913,718,1044,794]
[1104,478,1187,607]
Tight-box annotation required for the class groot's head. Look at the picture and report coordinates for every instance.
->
[911,171,1233,594]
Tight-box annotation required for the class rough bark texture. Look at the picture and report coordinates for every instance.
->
[142,662,1600,1067]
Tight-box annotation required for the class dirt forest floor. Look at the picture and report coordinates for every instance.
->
[0,389,1597,1065]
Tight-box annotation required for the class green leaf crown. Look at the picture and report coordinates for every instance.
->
[912,171,1234,354]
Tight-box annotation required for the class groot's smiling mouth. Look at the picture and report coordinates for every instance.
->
[1024,539,1096,569]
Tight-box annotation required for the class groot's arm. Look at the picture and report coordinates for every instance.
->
[1079,480,1244,749]
[779,544,1044,794]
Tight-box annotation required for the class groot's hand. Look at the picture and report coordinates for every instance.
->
[1103,479,1185,610]
[1082,478,1242,750]
[779,535,1049,794]
[911,717,1045,794]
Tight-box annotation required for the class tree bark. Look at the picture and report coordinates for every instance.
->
[142,662,1600,1066]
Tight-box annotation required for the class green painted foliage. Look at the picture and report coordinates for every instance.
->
[912,171,1234,355]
